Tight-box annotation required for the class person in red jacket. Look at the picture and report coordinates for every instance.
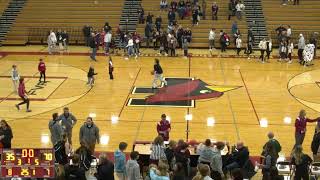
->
[294,109,319,149]
[15,77,31,112]
[157,114,171,141]
[38,58,46,83]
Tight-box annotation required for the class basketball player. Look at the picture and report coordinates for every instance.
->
[15,77,32,112]
[152,58,167,89]
[11,65,20,93]
[157,114,171,141]
[38,58,46,83]
[108,57,114,80]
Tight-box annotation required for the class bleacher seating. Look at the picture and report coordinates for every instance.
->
[3,0,124,45]
[0,0,9,15]
[137,0,248,48]
[262,0,320,46]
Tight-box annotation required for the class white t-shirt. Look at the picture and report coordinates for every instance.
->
[236,38,242,48]
[236,3,245,11]
[209,30,215,40]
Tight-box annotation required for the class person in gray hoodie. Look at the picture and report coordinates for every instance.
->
[57,107,77,144]
[48,112,63,146]
[298,34,305,63]
[197,139,215,164]
[126,151,141,180]
[79,117,100,153]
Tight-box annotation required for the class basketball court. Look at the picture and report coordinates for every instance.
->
[0,46,319,157]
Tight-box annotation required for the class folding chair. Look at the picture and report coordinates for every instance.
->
[310,162,320,179]
[276,161,294,180]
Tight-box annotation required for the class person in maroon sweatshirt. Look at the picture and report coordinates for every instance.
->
[294,109,320,149]
[38,58,46,83]
[15,77,31,112]
[157,114,171,141]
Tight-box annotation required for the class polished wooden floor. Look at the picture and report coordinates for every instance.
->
[0,45,319,157]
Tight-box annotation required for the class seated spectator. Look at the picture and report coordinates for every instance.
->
[211,2,218,20]
[193,163,213,180]
[178,0,186,19]
[126,151,141,180]
[149,162,170,180]
[138,4,145,24]
[150,136,167,165]
[291,145,313,180]
[95,153,114,180]
[114,142,128,180]
[224,142,249,172]
[168,9,176,24]
[165,140,177,169]
[64,154,86,180]
[160,0,168,10]
[228,0,236,20]
[172,162,185,180]
[146,12,153,24]
[211,142,225,180]
[175,140,191,176]
[0,119,13,149]
[197,139,214,165]
[192,9,199,26]
[156,15,162,31]
[75,141,93,171]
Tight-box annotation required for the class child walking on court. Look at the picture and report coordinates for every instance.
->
[236,35,242,56]
[11,65,20,93]
[152,58,167,89]
[288,40,294,63]
[15,77,31,112]
[38,58,46,83]
[87,65,97,86]
[108,57,114,80]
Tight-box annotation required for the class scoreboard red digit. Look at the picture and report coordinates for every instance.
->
[0,148,55,178]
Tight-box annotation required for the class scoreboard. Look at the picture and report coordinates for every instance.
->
[0,148,55,178]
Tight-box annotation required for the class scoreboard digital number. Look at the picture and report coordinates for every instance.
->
[0,148,55,178]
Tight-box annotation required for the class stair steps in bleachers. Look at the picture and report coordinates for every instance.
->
[0,0,27,46]
[243,0,268,48]
[116,0,141,48]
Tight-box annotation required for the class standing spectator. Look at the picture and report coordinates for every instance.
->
[95,153,115,180]
[61,30,69,52]
[64,154,86,180]
[56,29,63,51]
[309,32,318,58]
[165,140,177,170]
[49,112,63,146]
[138,4,145,24]
[150,136,167,165]
[82,25,91,46]
[297,34,305,63]
[211,2,218,20]
[182,36,189,57]
[231,21,238,43]
[211,142,225,180]
[57,107,77,144]
[311,127,320,161]
[103,22,111,33]
[288,39,294,63]
[174,140,191,176]
[258,38,267,63]
[209,28,216,51]
[11,64,19,94]
[38,58,46,83]
[114,142,128,180]
[178,0,186,20]
[291,145,312,180]
[156,15,162,31]
[265,38,272,60]
[152,58,168,88]
[258,142,277,180]
[133,32,142,56]
[201,0,206,20]
[126,36,134,58]
[157,114,171,141]
[228,0,236,20]
[47,30,57,54]
[160,0,168,10]
[279,41,287,62]
[220,31,227,52]
[235,1,245,20]
[104,31,112,55]
[146,12,153,24]
[192,9,199,26]
[168,36,178,56]
[168,9,176,24]
[236,35,242,56]
[262,132,281,160]
[294,109,319,149]
[126,151,141,180]
[79,117,100,153]
[177,26,184,48]
[87,65,97,86]
[108,56,114,80]
[0,120,13,148]
[286,25,292,39]
[145,22,153,48]
[159,31,168,56]
[89,33,97,61]
[152,29,160,49]
[15,77,31,112]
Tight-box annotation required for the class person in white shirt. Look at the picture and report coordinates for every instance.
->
[104,31,112,55]
[235,2,245,20]
[209,28,216,51]
[288,40,294,63]
[11,64,20,93]
[258,38,267,63]
[236,35,242,56]
[126,36,134,59]
[286,25,292,38]
[47,30,57,54]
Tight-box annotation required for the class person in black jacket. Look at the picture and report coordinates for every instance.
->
[82,25,91,46]
[165,140,177,170]
[311,128,320,161]
[61,30,69,52]
[0,119,13,148]
[291,145,312,180]
[224,142,250,172]
[89,33,97,61]
[87,65,97,86]
[65,154,86,180]
[152,58,168,89]
[95,153,115,180]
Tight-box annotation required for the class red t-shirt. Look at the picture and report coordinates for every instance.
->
[18,82,26,97]
[38,62,46,72]
[157,120,171,141]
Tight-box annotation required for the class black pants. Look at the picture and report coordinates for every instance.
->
[170,48,175,56]
[237,48,241,55]
[260,50,265,61]
[294,174,309,180]
[109,71,113,80]
[266,50,271,59]
[298,49,303,61]
[294,0,299,4]
[39,72,46,82]
[211,170,222,180]
[288,53,292,61]
[184,49,188,56]
[221,43,226,52]
[18,96,30,110]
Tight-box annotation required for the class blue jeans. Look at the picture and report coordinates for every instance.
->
[128,46,134,56]
[90,48,97,60]
[105,42,110,53]
[225,162,240,172]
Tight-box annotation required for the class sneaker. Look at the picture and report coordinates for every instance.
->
[26,109,32,112]
[15,104,20,110]
[124,57,129,60]
[288,60,292,64]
